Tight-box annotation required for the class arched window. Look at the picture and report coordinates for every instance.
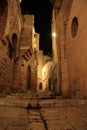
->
[71,17,78,38]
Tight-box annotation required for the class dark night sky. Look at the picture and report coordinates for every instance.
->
[20,0,53,55]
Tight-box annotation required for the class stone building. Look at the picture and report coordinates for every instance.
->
[0,0,37,94]
[51,0,87,98]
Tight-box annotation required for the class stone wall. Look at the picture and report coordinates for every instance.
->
[66,0,87,98]
[20,15,34,48]
[19,14,37,92]
[0,0,37,94]
[12,52,37,92]
[0,41,13,93]
[37,50,43,91]
[52,0,71,97]
[53,0,87,98]
[0,0,22,93]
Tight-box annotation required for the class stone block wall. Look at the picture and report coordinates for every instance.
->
[0,0,22,94]
[5,0,22,38]
[0,41,13,93]
[13,51,37,92]
[20,15,34,48]
[0,0,38,94]
[52,0,71,97]
[12,58,25,92]
[37,51,43,91]
[19,14,37,92]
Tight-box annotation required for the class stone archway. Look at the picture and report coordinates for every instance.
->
[0,0,8,39]
[26,66,31,90]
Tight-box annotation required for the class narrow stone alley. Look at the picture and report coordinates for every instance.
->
[0,0,87,129]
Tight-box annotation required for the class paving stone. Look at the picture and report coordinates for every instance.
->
[75,126,87,130]
[7,126,26,130]
[48,124,74,130]
[26,122,45,130]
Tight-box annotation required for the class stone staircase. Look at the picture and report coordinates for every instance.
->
[0,91,87,109]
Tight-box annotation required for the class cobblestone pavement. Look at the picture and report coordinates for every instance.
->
[0,98,87,130]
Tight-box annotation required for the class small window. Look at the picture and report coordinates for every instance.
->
[71,17,78,38]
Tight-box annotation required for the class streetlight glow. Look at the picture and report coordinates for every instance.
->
[19,0,22,3]
[52,32,56,37]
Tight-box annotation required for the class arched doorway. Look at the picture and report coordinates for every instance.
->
[26,66,31,90]
[0,0,8,39]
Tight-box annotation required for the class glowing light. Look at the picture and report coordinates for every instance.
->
[19,0,22,3]
[52,32,56,37]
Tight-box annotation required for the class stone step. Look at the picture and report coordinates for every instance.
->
[6,92,57,100]
[0,97,87,109]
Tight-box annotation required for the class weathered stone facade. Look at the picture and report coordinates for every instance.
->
[0,0,37,94]
[52,0,87,98]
